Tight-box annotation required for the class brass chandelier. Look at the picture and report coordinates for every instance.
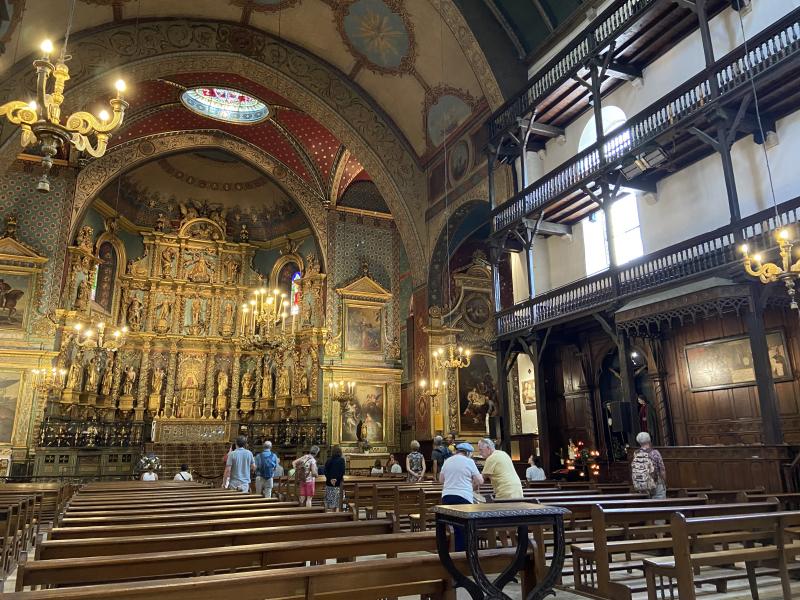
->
[741,228,800,310]
[0,1,128,193]
[240,288,293,355]
[71,320,129,354]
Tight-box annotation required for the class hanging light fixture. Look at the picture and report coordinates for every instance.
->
[71,320,128,353]
[0,0,128,193]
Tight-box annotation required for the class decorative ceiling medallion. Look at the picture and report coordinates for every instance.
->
[180,87,270,125]
[424,86,477,148]
[336,0,416,75]
[229,0,301,11]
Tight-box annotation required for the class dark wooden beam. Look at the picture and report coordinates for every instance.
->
[517,117,564,139]
[605,61,643,82]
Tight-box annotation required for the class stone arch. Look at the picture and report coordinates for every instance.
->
[72,130,330,271]
[427,199,490,308]
[0,20,427,284]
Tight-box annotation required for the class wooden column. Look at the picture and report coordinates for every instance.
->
[495,342,512,451]
[617,333,639,445]
[530,337,552,474]
[745,287,784,444]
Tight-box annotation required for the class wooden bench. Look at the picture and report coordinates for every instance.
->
[743,492,800,510]
[643,511,800,600]
[17,531,439,590]
[59,505,325,527]
[0,483,70,524]
[573,500,780,599]
[4,548,535,599]
[63,499,294,517]
[36,518,398,560]
[49,511,357,540]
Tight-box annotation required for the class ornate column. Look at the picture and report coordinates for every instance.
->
[231,346,242,413]
[135,341,152,420]
[164,340,179,417]
[204,346,216,418]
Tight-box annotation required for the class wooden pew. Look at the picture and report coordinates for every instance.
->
[36,519,398,560]
[59,505,325,527]
[17,531,439,590]
[643,511,800,600]
[4,548,534,600]
[49,511,357,540]
[573,500,780,599]
[0,483,70,523]
[742,492,800,510]
[63,499,295,516]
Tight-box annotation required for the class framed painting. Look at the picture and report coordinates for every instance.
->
[340,383,385,444]
[457,353,498,434]
[521,377,536,409]
[0,370,22,444]
[0,271,33,331]
[345,304,383,354]
[685,330,792,392]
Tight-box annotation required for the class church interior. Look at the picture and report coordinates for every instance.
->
[0,0,800,598]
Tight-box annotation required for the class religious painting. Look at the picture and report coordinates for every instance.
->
[449,139,471,183]
[93,241,117,313]
[340,383,385,444]
[463,293,491,328]
[685,330,792,392]
[426,93,473,147]
[521,377,536,409]
[0,271,31,331]
[345,305,383,354]
[457,353,498,434]
[0,371,21,444]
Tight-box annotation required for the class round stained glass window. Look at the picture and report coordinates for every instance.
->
[180,87,270,125]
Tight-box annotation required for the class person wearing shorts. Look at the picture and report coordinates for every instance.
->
[293,445,320,507]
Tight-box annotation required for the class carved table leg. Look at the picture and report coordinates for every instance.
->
[436,520,483,599]
[525,518,566,600]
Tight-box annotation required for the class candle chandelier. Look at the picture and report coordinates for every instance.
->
[240,288,293,354]
[71,320,128,353]
[31,365,67,394]
[0,0,128,193]
[741,229,800,310]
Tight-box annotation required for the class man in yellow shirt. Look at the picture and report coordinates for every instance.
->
[478,438,523,499]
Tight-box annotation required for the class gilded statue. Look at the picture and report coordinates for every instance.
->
[126,296,144,331]
[241,370,255,398]
[221,302,234,335]
[239,224,249,242]
[190,298,203,327]
[261,369,272,399]
[122,366,137,396]
[76,226,93,253]
[155,298,172,332]
[66,361,81,390]
[277,369,289,397]
[186,253,213,283]
[84,357,99,392]
[160,247,176,278]
[74,278,90,311]
[217,370,229,398]
[299,371,309,396]
[154,213,167,232]
[100,362,113,395]
[151,367,165,395]
[223,258,240,284]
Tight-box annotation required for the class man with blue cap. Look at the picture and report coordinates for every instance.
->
[439,441,484,551]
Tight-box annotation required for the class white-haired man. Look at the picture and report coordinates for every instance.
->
[477,438,523,500]
[631,432,666,499]
[255,440,279,498]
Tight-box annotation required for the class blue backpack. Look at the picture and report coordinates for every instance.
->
[260,451,278,479]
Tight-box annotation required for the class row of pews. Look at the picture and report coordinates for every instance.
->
[0,483,72,587]
[8,480,536,599]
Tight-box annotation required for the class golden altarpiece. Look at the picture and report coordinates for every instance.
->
[35,212,401,477]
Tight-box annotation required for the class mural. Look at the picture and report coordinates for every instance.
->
[341,383,385,443]
[180,87,270,125]
[338,0,415,74]
[0,371,20,443]
[457,353,498,434]
[0,272,30,330]
[449,139,470,183]
[346,305,383,353]
[426,92,473,148]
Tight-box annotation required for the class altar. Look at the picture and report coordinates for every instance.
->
[345,452,390,473]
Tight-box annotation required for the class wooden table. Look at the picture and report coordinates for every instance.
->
[434,502,568,600]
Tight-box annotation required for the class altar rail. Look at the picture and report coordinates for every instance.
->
[38,417,145,448]
[492,10,800,234]
[496,195,800,338]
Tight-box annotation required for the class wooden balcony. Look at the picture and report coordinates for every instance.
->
[491,9,800,236]
[496,196,800,339]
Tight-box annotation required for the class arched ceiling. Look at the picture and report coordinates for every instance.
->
[0,0,504,157]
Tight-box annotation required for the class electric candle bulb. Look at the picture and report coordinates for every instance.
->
[40,39,53,56]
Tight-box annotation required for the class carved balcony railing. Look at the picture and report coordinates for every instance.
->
[496,196,800,338]
[488,0,668,142]
[492,10,800,235]
[245,420,327,449]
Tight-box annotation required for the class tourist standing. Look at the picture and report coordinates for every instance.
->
[223,435,255,493]
[406,440,426,482]
[324,445,346,512]
[386,454,403,474]
[256,441,279,498]
[439,442,483,551]
[141,466,158,481]
[446,432,457,454]
[174,463,193,481]
[525,456,546,482]
[370,459,384,476]
[293,445,320,507]
[631,432,666,499]
[478,438,523,499]
[431,435,450,475]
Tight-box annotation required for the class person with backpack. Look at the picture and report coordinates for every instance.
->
[292,445,320,507]
[256,440,279,498]
[631,432,666,498]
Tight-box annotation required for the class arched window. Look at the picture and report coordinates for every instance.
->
[579,106,643,274]
[290,272,302,316]
[93,241,117,312]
